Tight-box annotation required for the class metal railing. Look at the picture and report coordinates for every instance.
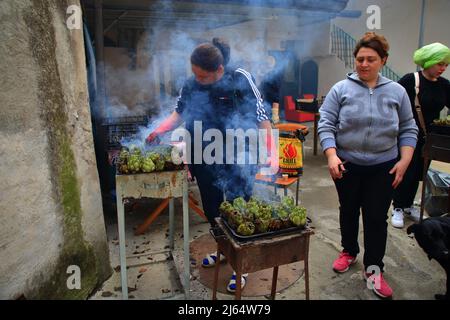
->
[331,24,400,82]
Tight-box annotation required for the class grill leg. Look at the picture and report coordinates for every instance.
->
[235,270,242,300]
[116,193,128,300]
[305,235,310,300]
[169,198,174,250]
[212,247,221,300]
[183,181,190,299]
[271,266,279,300]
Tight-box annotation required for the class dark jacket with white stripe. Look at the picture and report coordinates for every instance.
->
[175,66,268,164]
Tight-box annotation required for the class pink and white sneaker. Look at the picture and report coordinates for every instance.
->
[364,271,393,299]
[332,251,357,273]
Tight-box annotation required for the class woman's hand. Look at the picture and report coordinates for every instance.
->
[390,146,415,188]
[325,148,345,180]
[389,159,409,189]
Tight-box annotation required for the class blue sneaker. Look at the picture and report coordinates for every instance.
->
[226,272,248,293]
[201,251,226,268]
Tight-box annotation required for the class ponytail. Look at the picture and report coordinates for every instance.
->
[212,37,230,66]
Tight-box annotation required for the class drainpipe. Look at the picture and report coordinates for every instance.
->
[95,0,105,118]
[417,0,426,71]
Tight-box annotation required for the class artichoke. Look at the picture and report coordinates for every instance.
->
[219,201,234,220]
[142,153,156,173]
[117,148,130,174]
[118,163,129,174]
[268,218,283,231]
[245,201,259,222]
[128,152,143,173]
[148,152,165,171]
[248,196,262,206]
[289,206,307,227]
[228,210,245,229]
[256,203,273,221]
[254,218,270,234]
[232,197,247,213]
[237,221,255,236]
[280,217,293,229]
[281,196,295,210]
[274,204,289,219]
[130,145,142,156]
[119,148,130,163]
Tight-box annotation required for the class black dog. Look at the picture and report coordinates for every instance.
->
[407,216,450,300]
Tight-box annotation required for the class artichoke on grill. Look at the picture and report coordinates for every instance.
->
[237,221,255,236]
[281,196,295,210]
[117,148,130,174]
[142,152,156,173]
[268,218,283,231]
[219,196,308,235]
[233,197,247,213]
[254,218,270,234]
[228,210,245,229]
[219,201,234,220]
[289,206,307,227]
[147,152,165,171]
[274,204,289,219]
[128,147,143,173]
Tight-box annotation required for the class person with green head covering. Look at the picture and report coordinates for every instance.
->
[391,42,450,230]
[413,42,450,69]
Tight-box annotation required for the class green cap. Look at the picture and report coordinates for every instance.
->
[413,42,450,69]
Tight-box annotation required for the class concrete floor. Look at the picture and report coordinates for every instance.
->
[90,126,448,300]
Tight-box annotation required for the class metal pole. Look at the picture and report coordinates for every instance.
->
[182,178,190,298]
[169,198,175,250]
[95,0,106,118]
[417,0,426,71]
[116,186,128,300]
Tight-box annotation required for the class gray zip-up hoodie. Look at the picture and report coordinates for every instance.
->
[318,72,418,165]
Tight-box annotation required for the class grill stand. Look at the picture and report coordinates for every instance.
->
[116,170,190,299]
[211,217,313,300]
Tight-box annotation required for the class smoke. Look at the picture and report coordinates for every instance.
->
[134,1,308,200]
[100,0,328,121]
[97,0,337,202]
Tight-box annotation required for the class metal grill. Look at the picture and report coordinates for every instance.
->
[102,115,150,150]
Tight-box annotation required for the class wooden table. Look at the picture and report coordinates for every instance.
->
[212,218,313,300]
[420,133,450,220]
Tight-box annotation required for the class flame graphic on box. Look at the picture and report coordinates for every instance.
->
[282,142,298,159]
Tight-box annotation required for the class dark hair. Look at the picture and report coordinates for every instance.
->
[190,38,230,72]
[353,32,390,60]
[212,37,230,66]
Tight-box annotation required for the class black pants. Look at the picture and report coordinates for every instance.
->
[392,140,426,209]
[334,159,396,272]
[190,164,257,226]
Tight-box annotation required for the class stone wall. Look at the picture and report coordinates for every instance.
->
[0,0,111,299]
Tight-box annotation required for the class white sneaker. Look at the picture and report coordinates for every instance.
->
[391,208,404,228]
[404,207,420,222]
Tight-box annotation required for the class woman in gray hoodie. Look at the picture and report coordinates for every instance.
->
[318,32,418,299]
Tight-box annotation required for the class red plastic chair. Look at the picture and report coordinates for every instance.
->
[284,96,315,123]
